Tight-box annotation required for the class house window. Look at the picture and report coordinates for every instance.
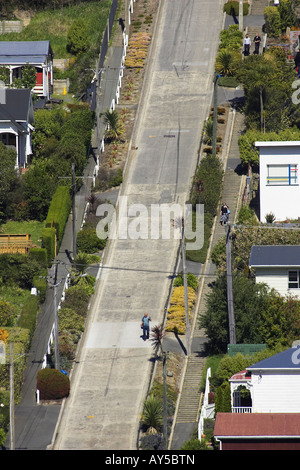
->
[267,164,298,185]
[288,271,299,288]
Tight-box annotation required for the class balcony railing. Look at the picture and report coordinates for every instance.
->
[232,406,252,413]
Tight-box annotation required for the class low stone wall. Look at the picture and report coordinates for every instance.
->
[53,78,70,95]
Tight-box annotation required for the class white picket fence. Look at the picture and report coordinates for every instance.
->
[198,367,215,440]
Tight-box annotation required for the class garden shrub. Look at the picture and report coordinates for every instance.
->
[58,307,85,332]
[0,300,15,327]
[37,368,70,400]
[33,275,47,303]
[173,273,198,291]
[224,1,249,16]
[63,285,90,317]
[0,254,42,289]
[264,6,281,37]
[67,18,90,55]
[30,247,48,269]
[165,286,195,334]
[77,226,106,253]
[191,155,223,217]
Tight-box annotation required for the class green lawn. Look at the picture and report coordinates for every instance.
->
[0,1,112,58]
[0,220,45,246]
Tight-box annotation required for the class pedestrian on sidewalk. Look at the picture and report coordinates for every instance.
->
[253,33,261,54]
[220,202,228,226]
[141,313,151,340]
[273,0,279,6]
[243,34,251,56]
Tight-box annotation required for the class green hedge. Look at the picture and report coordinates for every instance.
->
[45,185,71,248]
[30,247,48,269]
[17,295,40,338]
[41,227,56,264]
[224,1,249,16]
[77,226,106,253]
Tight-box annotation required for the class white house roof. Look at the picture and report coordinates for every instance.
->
[247,346,300,371]
[255,141,300,147]
[0,41,53,65]
[249,245,300,268]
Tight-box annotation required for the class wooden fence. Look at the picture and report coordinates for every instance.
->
[0,234,32,254]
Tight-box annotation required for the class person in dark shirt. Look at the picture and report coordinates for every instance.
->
[254,33,261,54]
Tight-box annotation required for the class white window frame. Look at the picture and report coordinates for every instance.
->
[267,164,298,186]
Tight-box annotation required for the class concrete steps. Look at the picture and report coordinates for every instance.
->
[250,0,269,15]
[175,356,206,423]
[171,110,245,439]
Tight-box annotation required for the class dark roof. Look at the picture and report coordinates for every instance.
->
[214,413,300,438]
[0,41,53,65]
[249,245,300,267]
[247,346,300,370]
[0,88,34,124]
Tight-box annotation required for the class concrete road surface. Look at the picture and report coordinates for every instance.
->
[53,0,224,450]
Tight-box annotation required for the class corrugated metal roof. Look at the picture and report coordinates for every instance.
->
[248,346,300,370]
[214,413,300,437]
[0,88,33,123]
[249,245,300,267]
[0,41,52,64]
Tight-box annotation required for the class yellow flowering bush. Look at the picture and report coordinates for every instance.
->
[0,328,8,344]
[165,286,196,334]
[125,32,152,68]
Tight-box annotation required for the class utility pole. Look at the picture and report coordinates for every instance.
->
[239,0,243,33]
[72,164,77,259]
[53,263,60,370]
[226,224,236,344]
[181,235,191,356]
[212,73,219,157]
[9,342,14,450]
[163,351,168,449]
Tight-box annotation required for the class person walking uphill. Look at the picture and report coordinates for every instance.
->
[141,313,151,340]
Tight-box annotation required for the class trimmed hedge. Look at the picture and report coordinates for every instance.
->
[17,295,40,337]
[30,247,48,269]
[224,1,249,16]
[45,185,71,248]
[37,368,70,400]
[41,227,56,264]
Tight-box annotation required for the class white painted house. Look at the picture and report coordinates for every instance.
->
[249,245,300,298]
[255,141,300,222]
[0,88,35,168]
[229,345,300,414]
[0,41,53,99]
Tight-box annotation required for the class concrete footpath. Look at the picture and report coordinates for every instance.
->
[10,38,125,452]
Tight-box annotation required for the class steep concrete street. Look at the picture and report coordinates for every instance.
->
[53,0,225,451]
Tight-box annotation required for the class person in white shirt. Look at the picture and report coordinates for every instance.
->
[244,34,251,56]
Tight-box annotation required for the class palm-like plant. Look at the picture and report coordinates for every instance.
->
[215,49,239,77]
[141,394,163,433]
[149,323,165,357]
[203,118,214,145]
[101,108,125,142]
